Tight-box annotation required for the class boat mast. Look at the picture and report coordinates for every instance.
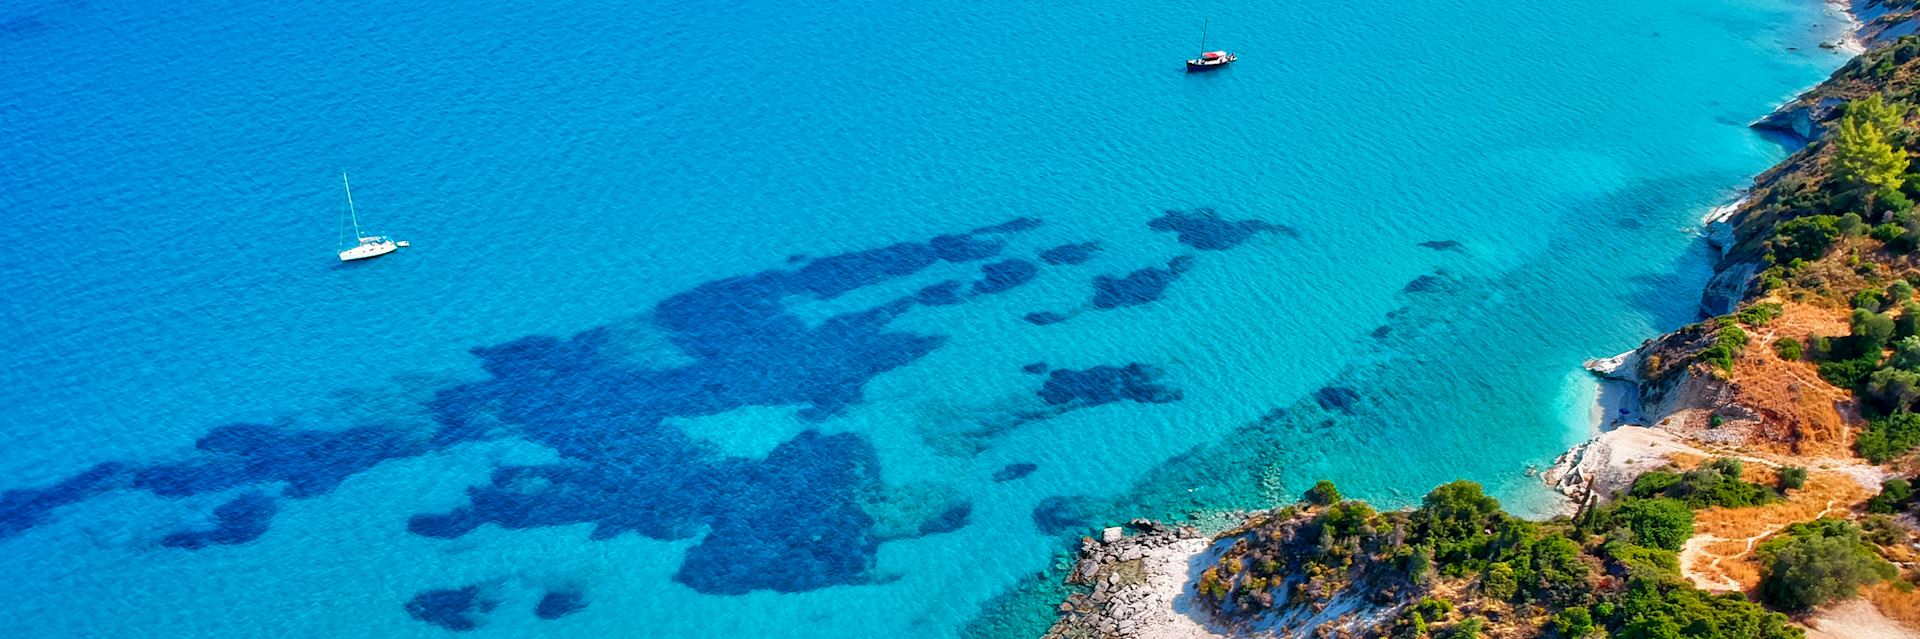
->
[342,171,365,240]
[1198,19,1209,54]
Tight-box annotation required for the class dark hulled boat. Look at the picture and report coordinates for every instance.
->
[1184,20,1235,72]
[1186,50,1235,71]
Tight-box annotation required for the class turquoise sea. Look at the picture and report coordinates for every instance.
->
[0,0,1856,636]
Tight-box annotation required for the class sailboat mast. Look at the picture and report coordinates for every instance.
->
[342,172,364,239]
[1199,19,1209,54]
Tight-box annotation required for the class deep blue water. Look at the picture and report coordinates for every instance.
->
[0,0,1855,636]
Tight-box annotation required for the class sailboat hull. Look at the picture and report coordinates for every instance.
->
[339,240,398,261]
[337,173,403,262]
[1186,55,1235,71]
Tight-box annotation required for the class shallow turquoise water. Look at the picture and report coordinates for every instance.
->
[0,0,1854,636]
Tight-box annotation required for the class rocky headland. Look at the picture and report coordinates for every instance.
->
[1033,3,1920,637]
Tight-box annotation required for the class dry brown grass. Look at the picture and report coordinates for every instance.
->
[1423,578,1549,639]
[1681,469,1875,592]
[1867,582,1920,629]
[1731,301,1857,456]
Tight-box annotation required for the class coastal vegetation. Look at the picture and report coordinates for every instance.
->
[1043,30,1920,639]
[1592,33,1920,635]
[1622,457,1780,509]
[1190,478,1810,638]
[1756,518,1897,611]
[1747,75,1920,461]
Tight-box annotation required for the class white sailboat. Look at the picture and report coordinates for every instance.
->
[336,172,403,261]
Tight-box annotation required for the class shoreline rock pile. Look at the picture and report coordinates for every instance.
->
[1044,520,1220,639]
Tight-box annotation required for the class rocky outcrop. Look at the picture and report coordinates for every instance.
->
[1751,2,1920,142]
[1558,325,1756,508]
[1587,323,1742,432]
[1855,1,1920,46]
[1699,262,1760,317]
[1585,347,1645,384]
[1752,96,1849,143]
[1542,426,1711,510]
[1044,520,1223,639]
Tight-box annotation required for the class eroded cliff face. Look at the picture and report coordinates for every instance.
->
[1587,324,1740,432]
[1754,96,1849,143]
[1604,25,1920,454]
[1752,1,1920,143]
[1721,27,1920,308]
[1858,0,1920,46]
[1641,334,1746,433]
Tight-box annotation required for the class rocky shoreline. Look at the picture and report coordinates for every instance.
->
[1044,521,1226,639]
[1543,0,1920,509]
[1032,4,1920,637]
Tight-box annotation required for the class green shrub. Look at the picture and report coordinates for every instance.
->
[1322,500,1377,538]
[1858,412,1920,462]
[1758,519,1897,611]
[1700,323,1750,372]
[1868,478,1912,514]
[1890,189,1920,217]
[1855,308,1898,353]
[1304,479,1341,506]
[1480,562,1518,600]
[1395,611,1428,639]
[1603,540,1682,582]
[1553,606,1594,637]
[1893,336,1920,370]
[1898,301,1920,338]
[1711,457,1744,478]
[1414,596,1452,618]
[1628,471,1682,498]
[1774,337,1803,361]
[1862,514,1904,546]
[1405,544,1435,585]
[1806,334,1838,360]
[1778,466,1808,491]
[1735,303,1783,326]
[1608,498,1694,551]
[1446,618,1485,639]
[1769,215,1842,262]
[1521,535,1593,606]
[1891,279,1917,302]
[1841,212,1867,236]
[1604,577,1800,639]
[1821,354,1882,388]
[1628,462,1778,509]
[1869,368,1920,411]
[1893,224,1920,253]
[1856,288,1889,311]
[1415,481,1503,561]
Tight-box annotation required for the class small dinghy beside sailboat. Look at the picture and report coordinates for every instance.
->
[336,172,404,262]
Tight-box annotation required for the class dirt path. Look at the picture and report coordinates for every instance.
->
[1679,499,1836,592]
[1752,323,1851,399]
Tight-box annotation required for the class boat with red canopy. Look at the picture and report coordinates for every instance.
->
[1187,50,1235,71]
[1185,20,1235,72]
